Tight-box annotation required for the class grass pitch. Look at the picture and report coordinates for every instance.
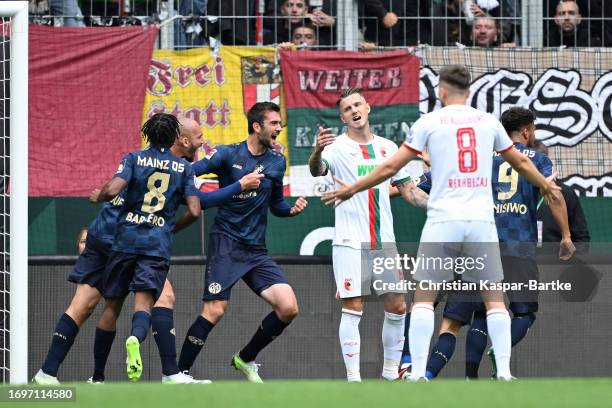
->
[3,379,610,408]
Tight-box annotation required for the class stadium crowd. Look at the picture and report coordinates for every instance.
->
[29,0,612,48]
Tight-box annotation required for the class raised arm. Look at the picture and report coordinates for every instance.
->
[308,127,336,177]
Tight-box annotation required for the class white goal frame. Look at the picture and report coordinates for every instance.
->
[0,1,28,385]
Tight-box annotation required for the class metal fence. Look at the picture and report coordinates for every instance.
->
[29,1,612,49]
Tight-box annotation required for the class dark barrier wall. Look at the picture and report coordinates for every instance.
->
[29,262,612,381]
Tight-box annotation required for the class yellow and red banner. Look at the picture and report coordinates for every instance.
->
[143,47,288,164]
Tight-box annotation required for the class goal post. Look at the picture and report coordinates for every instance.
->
[0,1,28,385]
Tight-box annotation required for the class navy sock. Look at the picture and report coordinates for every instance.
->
[239,312,290,362]
[131,311,151,343]
[511,313,536,347]
[426,332,456,379]
[152,307,180,376]
[92,327,116,381]
[178,316,215,372]
[401,312,411,364]
[42,313,79,377]
[465,311,488,378]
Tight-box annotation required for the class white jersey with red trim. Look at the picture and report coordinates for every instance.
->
[404,104,513,223]
[322,134,411,250]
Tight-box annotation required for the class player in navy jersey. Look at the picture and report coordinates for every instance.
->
[92,113,201,383]
[177,102,308,383]
[33,192,128,385]
[464,107,575,378]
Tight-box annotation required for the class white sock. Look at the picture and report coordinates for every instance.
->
[382,311,405,380]
[487,308,512,379]
[339,308,362,382]
[408,304,434,380]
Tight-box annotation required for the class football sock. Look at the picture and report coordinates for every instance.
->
[339,308,362,382]
[511,313,536,347]
[42,313,79,377]
[401,312,412,364]
[178,315,215,372]
[487,308,512,378]
[382,311,405,380]
[426,332,456,379]
[239,311,290,362]
[465,310,488,378]
[92,327,115,381]
[408,304,435,380]
[131,311,151,344]
[151,307,179,376]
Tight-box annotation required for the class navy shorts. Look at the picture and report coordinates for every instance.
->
[68,234,111,293]
[503,255,539,314]
[103,251,170,301]
[443,289,484,325]
[204,233,289,301]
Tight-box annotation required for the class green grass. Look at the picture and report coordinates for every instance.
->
[2,379,611,408]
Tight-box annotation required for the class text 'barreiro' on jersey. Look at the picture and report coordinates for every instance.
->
[112,147,198,259]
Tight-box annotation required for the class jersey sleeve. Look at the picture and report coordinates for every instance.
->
[269,159,292,217]
[388,143,412,186]
[403,117,427,155]
[320,144,335,176]
[536,152,554,178]
[183,166,199,197]
[192,146,228,176]
[493,119,514,153]
[114,153,134,183]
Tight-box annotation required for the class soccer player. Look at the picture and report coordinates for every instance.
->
[33,191,127,385]
[464,107,575,378]
[322,65,562,381]
[309,88,428,382]
[33,117,259,385]
[92,113,201,383]
[177,102,308,383]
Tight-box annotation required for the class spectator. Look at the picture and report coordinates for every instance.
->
[361,0,430,47]
[545,0,610,47]
[175,0,207,49]
[534,140,591,252]
[309,0,336,48]
[547,0,600,47]
[429,0,474,46]
[264,0,310,45]
[206,0,257,45]
[278,23,318,50]
[49,0,85,27]
[471,14,516,47]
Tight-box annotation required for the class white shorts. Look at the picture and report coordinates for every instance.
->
[413,220,503,283]
[332,244,406,298]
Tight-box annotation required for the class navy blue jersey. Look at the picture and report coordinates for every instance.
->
[88,190,126,242]
[112,147,198,259]
[416,172,432,194]
[192,141,290,247]
[492,142,553,257]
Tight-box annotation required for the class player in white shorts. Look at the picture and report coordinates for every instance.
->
[322,66,562,381]
[309,88,428,382]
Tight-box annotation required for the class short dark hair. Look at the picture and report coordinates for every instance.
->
[141,113,180,149]
[282,0,309,8]
[500,107,536,135]
[336,87,363,107]
[439,65,471,91]
[247,102,281,134]
[292,22,317,37]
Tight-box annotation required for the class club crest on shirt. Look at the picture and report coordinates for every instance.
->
[254,164,265,174]
[344,278,353,291]
[379,147,388,158]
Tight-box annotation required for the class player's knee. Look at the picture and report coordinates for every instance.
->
[277,302,299,322]
[203,301,227,323]
[155,291,175,309]
[387,301,407,315]
[440,318,463,335]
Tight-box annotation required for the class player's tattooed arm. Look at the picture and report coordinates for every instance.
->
[396,181,428,209]
[309,127,336,177]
